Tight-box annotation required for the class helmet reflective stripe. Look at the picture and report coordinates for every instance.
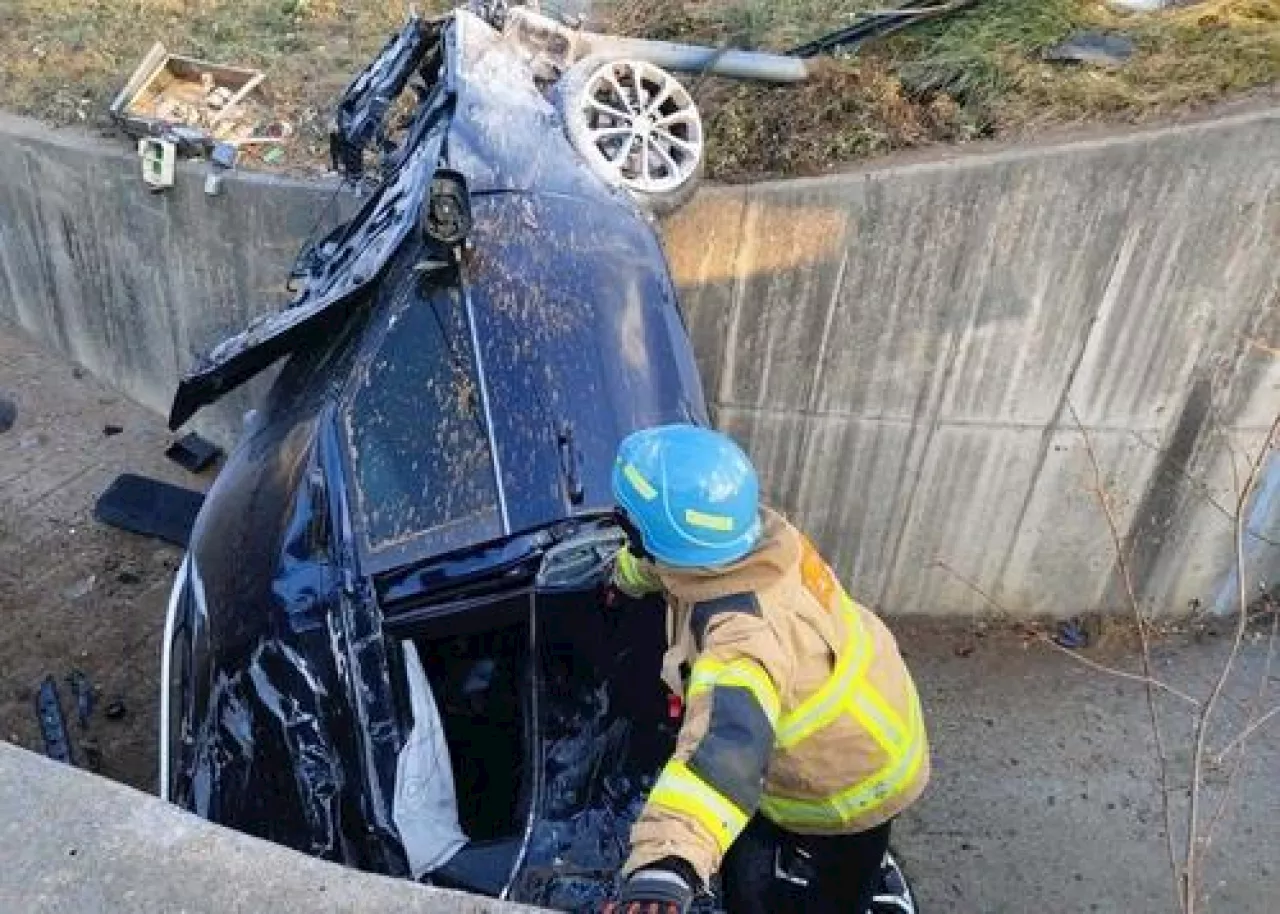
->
[621,463,659,501]
[685,509,735,532]
[611,425,762,569]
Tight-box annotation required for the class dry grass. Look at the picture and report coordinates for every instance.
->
[0,0,1276,177]
[598,0,1280,178]
[0,0,449,170]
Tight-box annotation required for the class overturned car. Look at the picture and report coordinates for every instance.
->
[160,7,718,908]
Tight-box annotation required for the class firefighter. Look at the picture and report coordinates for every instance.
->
[602,424,929,914]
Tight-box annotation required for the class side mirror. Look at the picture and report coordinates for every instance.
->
[422,169,473,246]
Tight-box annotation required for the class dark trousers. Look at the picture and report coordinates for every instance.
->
[721,815,892,914]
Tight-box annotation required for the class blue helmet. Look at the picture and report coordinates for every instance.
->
[612,424,762,569]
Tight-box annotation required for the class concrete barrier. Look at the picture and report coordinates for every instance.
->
[2,109,1277,617]
[0,742,539,913]
[663,109,1280,618]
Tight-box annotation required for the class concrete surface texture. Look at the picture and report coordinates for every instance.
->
[0,324,200,789]
[1,327,1277,912]
[664,109,1280,618]
[0,742,538,913]
[0,113,349,446]
[1,110,1279,619]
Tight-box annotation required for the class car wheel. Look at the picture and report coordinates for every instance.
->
[556,56,704,216]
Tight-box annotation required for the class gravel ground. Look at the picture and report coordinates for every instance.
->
[1,321,1276,913]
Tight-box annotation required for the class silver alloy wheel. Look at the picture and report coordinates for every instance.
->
[572,59,703,196]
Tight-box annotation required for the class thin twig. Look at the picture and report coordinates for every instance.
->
[1068,401,1184,912]
[933,560,1201,706]
[1212,703,1280,764]
[1204,604,1277,848]
[1183,412,1280,914]
[1128,430,1280,548]
[1037,634,1201,708]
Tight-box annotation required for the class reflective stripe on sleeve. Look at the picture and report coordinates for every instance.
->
[647,759,751,853]
[687,657,781,728]
[614,548,661,597]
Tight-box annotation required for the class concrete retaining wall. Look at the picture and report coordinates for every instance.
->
[2,110,1277,617]
[0,742,537,913]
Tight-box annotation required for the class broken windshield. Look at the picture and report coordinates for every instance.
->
[342,256,501,560]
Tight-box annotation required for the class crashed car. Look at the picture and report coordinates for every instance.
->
[160,7,715,909]
[160,6,914,911]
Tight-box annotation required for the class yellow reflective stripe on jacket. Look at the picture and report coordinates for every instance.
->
[614,548,661,597]
[775,596,870,750]
[762,684,927,829]
[647,760,750,853]
[688,657,782,728]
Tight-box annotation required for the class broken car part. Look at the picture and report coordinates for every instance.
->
[36,676,75,765]
[67,670,95,729]
[1044,32,1135,68]
[165,431,223,473]
[94,473,205,548]
[422,170,474,246]
[556,57,704,215]
[503,7,808,83]
[788,0,980,58]
[138,137,177,190]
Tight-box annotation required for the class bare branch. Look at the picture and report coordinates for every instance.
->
[1205,603,1279,844]
[1037,634,1201,708]
[932,559,1202,708]
[1184,411,1280,914]
[1212,703,1280,764]
[1067,401,1185,912]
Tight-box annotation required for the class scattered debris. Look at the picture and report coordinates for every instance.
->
[0,395,15,433]
[103,424,124,437]
[788,0,980,58]
[205,141,239,196]
[165,432,223,473]
[1053,619,1090,650]
[116,570,142,586]
[1045,32,1135,68]
[36,677,75,765]
[94,473,206,548]
[263,147,286,166]
[66,670,96,729]
[111,43,270,153]
[104,699,128,721]
[139,137,177,190]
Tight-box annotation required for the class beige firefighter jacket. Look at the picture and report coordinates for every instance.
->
[614,508,930,886]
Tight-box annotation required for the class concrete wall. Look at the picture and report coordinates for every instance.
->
[664,109,1280,618]
[0,113,347,444]
[2,109,1277,617]
[0,742,538,913]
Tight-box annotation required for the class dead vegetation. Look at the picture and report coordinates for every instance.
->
[0,1,1276,177]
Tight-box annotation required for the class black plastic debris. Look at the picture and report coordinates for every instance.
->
[104,699,128,721]
[67,670,96,729]
[94,473,205,548]
[0,395,15,433]
[789,0,979,58]
[165,432,223,473]
[1053,619,1089,650]
[103,424,124,436]
[1044,32,1135,68]
[36,676,75,765]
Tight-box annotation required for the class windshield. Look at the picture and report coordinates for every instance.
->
[343,259,502,558]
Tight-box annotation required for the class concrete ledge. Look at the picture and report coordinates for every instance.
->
[0,742,538,913]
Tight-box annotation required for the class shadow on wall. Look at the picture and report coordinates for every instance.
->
[661,112,1280,619]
